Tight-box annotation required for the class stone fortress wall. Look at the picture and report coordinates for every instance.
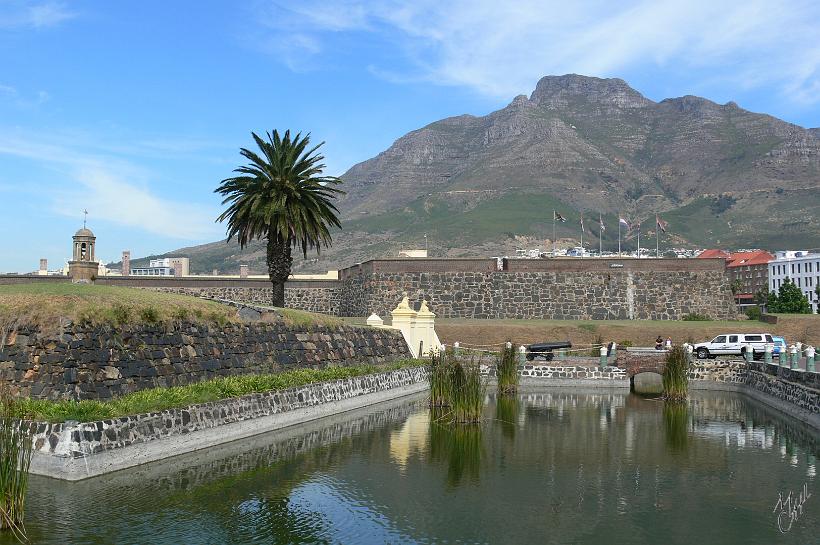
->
[0,257,736,320]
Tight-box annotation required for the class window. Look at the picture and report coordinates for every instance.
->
[797,278,801,287]
[729,335,739,343]
[791,264,795,274]
[744,335,763,342]
[766,335,773,342]
[713,336,727,343]
[797,263,801,274]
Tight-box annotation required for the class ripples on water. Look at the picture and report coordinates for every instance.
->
[7,391,818,545]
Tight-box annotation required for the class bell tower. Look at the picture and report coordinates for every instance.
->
[68,211,99,283]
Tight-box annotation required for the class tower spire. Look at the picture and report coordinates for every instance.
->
[83,209,88,229]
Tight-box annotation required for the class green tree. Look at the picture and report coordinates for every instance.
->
[816,284,819,314]
[215,130,343,306]
[767,277,811,314]
[754,286,769,307]
[730,278,743,296]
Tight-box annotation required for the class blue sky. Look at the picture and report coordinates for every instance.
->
[1,0,819,272]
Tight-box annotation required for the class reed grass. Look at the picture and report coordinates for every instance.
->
[662,345,689,402]
[428,351,451,407]
[449,360,485,424]
[0,391,32,542]
[496,344,519,395]
[17,360,424,423]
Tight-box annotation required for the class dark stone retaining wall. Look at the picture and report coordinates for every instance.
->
[690,360,820,421]
[28,366,427,459]
[0,321,410,401]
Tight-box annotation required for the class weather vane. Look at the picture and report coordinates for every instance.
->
[83,209,88,229]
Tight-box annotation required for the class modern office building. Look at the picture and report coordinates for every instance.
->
[768,251,820,312]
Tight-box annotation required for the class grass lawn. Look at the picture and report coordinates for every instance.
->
[0,283,341,331]
[15,360,424,423]
[434,316,820,349]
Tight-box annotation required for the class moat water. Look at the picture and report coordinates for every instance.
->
[7,390,818,544]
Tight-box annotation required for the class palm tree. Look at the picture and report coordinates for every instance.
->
[215,130,343,307]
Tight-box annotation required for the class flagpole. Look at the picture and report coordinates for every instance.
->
[599,214,603,256]
[656,219,660,258]
[580,214,583,253]
[552,210,556,257]
[618,213,621,256]
[637,224,641,259]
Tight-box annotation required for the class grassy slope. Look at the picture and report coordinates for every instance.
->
[0,283,341,332]
[17,361,424,423]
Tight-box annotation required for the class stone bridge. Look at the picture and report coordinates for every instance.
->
[615,351,668,377]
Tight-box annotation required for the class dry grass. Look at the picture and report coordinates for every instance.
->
[0,284,239,334]
[436,315,820,348]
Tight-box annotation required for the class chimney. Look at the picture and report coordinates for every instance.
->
[173,261,183,277]
[39,258,48,273]
[239,264,249,278]
[122,251,130,276]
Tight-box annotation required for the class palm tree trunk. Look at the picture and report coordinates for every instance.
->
[266,234,293,307]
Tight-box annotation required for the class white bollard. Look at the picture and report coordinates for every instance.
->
[599,345,608,367]
[519,345,526,365]
[454,341,460,356]
[764,343,773,364]
[506,341,512,349]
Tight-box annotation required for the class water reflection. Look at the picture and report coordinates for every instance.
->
[663,403,690,453]
[429,415,482,487]
[496,395,520,439]
[6,390,819,545]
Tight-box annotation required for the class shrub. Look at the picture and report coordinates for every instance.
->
[618,340,634,348]
[138,306,161,324]
[682,313,710,321]
[448,360,485,424]
[745,305,762,321]
[429,351,451,408]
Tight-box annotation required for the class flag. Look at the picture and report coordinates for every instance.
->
[656,214,668,233]
[618,216,630,230]
[599,214,605,232]
[554,211,566,222]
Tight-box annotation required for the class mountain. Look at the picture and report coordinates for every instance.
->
[130,75,820,274]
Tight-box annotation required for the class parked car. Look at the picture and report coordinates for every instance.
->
[693,333,775,360]
[526,341,572,361]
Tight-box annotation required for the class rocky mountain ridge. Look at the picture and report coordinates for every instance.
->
[132,75,820,274]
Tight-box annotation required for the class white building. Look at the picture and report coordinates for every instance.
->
[131,257,190,276]
[768,250,820,312]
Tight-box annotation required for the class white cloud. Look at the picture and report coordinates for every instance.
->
[0,1,74,29]
[0,131,222,240]
[254,0,820,103]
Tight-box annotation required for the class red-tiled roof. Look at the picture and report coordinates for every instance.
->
[726,250,774,268]
[696,249,774,267]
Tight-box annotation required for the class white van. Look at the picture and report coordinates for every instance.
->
[693,333,774,360]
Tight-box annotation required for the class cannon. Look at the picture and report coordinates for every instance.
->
[525,341,573,361]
